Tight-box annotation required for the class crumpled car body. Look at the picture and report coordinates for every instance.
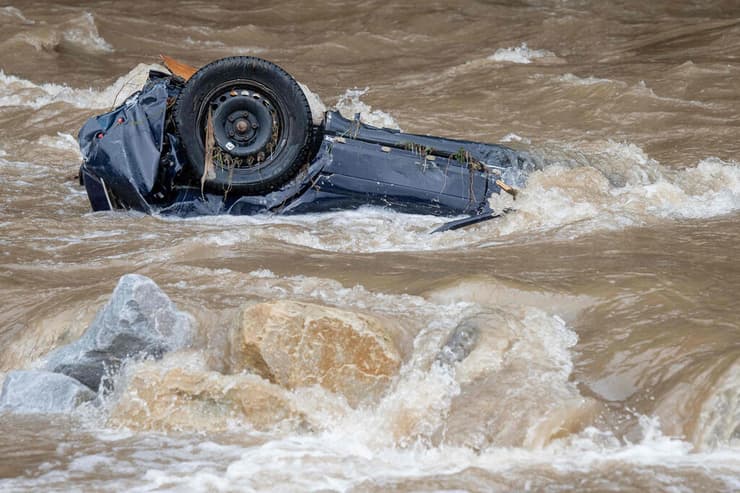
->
[79,68,526,231]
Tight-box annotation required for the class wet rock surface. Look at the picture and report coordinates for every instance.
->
[44,274,193,391]
[0,370,96,413]
[111,353,306,432]
[231,300,401,407]
[436,317,480,366]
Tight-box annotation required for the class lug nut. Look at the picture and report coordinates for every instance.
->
[235,119,249,133]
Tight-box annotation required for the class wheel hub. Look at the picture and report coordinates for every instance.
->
[210,93,276,158]
[226,112,259,143]
[235,118,250,134]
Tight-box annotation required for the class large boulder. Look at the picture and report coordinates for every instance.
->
[230,300,401,407]
[45,274,193,391]
[111,354,306,432]
[0,370,95,413]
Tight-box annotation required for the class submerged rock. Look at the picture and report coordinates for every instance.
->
[45,274,193,391]
[436,318,480,366]
[111,354,306,432]
[439,309,599,450]
[231,300,401,407]
[0,370,95,413]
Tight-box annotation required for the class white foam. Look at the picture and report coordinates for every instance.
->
[61,12,113,53]
[694,363,740,450]
[488,43,555,64]
[0,271,737,491]
[68,454,115,474]
[335,88,401,129]
[501,133,531,144]
[8,12,112,53]
[0,63,162,110]
[158,146,740,254]
[161,207,464,254]
[108,421,738,493]
[151,144,740,255]
[558,73,617,86]
[36,132,81,157]
[558,74,712,109]
[0,6,34,24]
[489,145,740,237]
[232,46,267,55]
[298,82,327,125]
[183,36,225,48]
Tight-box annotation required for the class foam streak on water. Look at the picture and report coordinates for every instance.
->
[0,416,737,492]
[488,43,556,64]
[0,64,159,110]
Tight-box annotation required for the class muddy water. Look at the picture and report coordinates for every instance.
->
[0,0,739,491]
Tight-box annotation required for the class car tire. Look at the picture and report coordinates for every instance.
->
[174,56,315,195]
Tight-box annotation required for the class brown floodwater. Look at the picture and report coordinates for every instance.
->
[0,1,739,491]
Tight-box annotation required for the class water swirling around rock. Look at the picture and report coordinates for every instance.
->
[0,1,739,491]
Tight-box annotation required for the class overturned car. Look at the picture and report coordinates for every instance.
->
[79,56,527,231]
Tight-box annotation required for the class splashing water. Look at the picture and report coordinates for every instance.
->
[0,1,739,491]
[335,87,401,129]
[488,43,557,64]
[0,63,160,110]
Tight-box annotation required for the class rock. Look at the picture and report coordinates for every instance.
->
[231,300,401,407]
[442,373,600,449]
[437,309,599,450]
[435,318,480,366]
[0,370,96,413]
[45,274,193,391]
[110,354,306,432]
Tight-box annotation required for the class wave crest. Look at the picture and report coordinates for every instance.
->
[0,63,161,110]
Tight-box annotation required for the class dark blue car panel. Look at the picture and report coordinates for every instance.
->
[78,70,522,223]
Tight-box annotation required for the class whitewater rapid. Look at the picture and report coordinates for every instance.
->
[1,4,739,490]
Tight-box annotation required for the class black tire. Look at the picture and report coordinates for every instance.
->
[174,56,315,195]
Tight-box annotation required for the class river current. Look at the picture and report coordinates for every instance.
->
[0,1,738,491]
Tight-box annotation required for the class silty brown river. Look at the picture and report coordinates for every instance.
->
[0,1,738,491]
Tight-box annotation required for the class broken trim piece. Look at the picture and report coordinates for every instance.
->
[160,55,198,81]
[431,212,502,233]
